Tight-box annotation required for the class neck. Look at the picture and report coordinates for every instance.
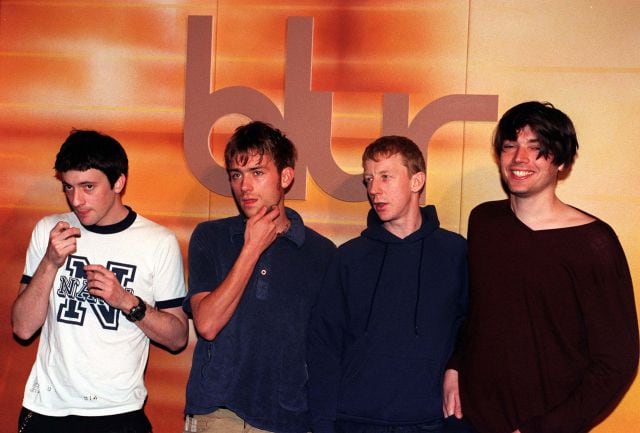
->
[509,193,564,229]
[383,207,422,239]
[275,205,290,235]
[96,201,130,227]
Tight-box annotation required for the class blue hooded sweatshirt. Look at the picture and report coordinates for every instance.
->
[307,205,468,433]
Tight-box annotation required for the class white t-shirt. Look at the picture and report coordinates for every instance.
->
[20,210,186,416]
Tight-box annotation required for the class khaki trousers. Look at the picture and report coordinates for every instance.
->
[183,409,272,433]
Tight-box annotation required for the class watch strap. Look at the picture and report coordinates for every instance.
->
[124,296,147,322]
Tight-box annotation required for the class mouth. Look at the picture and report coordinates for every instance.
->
[75,208,91,217]
[241,197,258,207]
[373,202,387,212]
[510,169,534,179]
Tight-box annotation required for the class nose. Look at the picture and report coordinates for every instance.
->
[69,189,85,207]
[514,145,529,163]
[240,175,253,192]
[367,178,380,197]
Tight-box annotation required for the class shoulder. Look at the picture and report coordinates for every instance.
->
[129,215,182,257]
[561,218,630,277]
[435,227,466,243]
[134,213,176,235]
[430,227,467,257]
[335,235,375,262]
[131,214,180,245]
[575,218,621,250]
[191,215,240,239]
[561,205,596,227]
[468,200,510,232]
[338,234,368,250]
[470,199,508,218]
[303,226,337,250]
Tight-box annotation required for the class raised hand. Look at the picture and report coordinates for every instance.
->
[45,221,81,267]
[244,205,280,254]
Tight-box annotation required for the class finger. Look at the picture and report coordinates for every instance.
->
[52,221,71,233]
[88,287,105,299]
[84,266,104,286]
[52,222,78,237]
[52,227,81,246]
[265,205,280,220]
[247,206,269,224]
[85,271,100,286]
[443,394,453,417]
[61,226,81,239]
[53,232,77,247]
[84,264,106,273]
[454,395,463,419]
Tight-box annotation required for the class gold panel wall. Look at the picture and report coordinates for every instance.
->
[1,1,638,432]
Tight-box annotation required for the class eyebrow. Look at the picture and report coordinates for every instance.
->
[227,163,266,174]
[61,180,95,186]
[365,168,391,174]
[504,137,540,144]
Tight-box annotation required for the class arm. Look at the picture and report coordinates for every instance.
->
[135,304,188,351]
[190,206,280,341]
[12,221,81,340]
[519,232,639,433]
[139,306,188,351]
[84,264,188,351]
[443,240,468,419]
[307,257,344,433]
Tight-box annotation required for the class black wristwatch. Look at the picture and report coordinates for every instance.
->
[124,296,147,322]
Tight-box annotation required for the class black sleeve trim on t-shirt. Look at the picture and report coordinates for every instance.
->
[156,297,185,310]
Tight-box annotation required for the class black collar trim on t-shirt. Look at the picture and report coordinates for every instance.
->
[82,206,137,234]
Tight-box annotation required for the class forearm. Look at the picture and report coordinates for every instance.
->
[521,301,638,430]
[308,354,340,433]
[136,306,188,351]
[519,355,638,433]
[307,274,343,433]
[192,245,261,340]
[12,259,59,339]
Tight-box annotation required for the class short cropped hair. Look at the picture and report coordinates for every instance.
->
[493,101,579,167]
[54,129,128,187]
[362,135,426,176]
[224,121,297,172]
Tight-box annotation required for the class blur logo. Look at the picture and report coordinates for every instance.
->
[184,16,498,201]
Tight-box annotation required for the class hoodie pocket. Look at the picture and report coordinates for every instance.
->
[339,350,439,421]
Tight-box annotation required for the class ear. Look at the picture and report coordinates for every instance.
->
[280,167,294,189]
[558,163,565,172]
[410,172,425,193]
[113,174,127,194]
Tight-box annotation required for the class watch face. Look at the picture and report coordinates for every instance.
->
[131,307,145,320]
[126,297,146,322]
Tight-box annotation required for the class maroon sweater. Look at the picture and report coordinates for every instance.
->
[450,200,638,433]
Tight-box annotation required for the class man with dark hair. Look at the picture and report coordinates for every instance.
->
[444,101,639,433]
[12,129,188,433]
[307,136,468,433]
[183,121,336,433]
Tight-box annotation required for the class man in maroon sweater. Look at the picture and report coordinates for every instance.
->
[444,101,639,433]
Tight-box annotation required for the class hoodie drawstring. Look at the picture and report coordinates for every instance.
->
[414,238,426,336]
[365,243,388,334]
